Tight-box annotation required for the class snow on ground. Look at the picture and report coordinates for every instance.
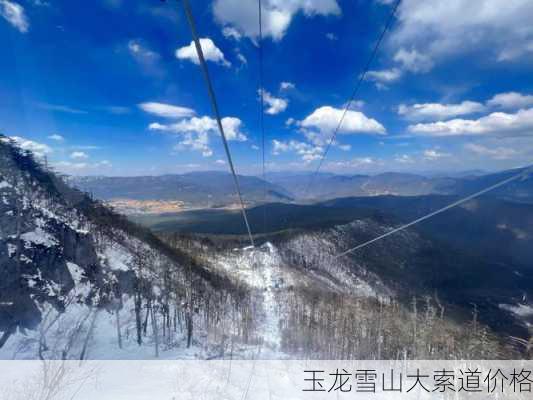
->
[0,296,208,360]
[210,242,289,358]
[4,360,533,400]
[499,303,533,328]
[285,227,387,299]
[82,298,207,360]
[0,239,292,361]
[100,242,133,271]
[20,227,58,248]
[500,303,533,317]
[7,243,16,257]
[251,243,283,352]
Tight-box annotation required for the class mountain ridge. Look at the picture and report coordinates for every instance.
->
[0,136,245,358]
[69,166,533,206]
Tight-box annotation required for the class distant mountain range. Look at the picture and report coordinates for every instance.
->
[69,166,533,207]
[69,171,293,206]
[267,167,533,203]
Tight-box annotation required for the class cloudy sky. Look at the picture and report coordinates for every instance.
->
[1,0,533,176]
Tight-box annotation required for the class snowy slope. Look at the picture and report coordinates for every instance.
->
[204,235,389,358]
[0,138,242,360]
[209,243,285,355]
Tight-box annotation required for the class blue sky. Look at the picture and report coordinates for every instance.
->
[1,0,533,176]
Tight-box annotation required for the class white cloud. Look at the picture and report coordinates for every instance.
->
[147,122,167,130]
[215,159,226,165]
[408,108,533,137]
[8,136,52,157]
[222,26,242,40]
[180,163,202,169]
[98,160,112,167]
[299,106,386,136]
[393,48,434,73]
[390,0,533,67]
[464,143,519,160]
[174,131,213,157]
[345,157,374,166]
[280,81,295,91]
[55,161,88,170]
[149,115,247,157]
[251,144,260,150]
[498,40,533,61]
[0,0,29,33]
[337,144,351,151]
[366,68,402,83]
[127,39,163,76]
[138,102,195,119]
[37,103,88,114]
[395,154,414,164]
[70,151,88,160]
[236,51,247,66]
[149,116,247,141]
[325,157,378,170]
[175,38,230,67]
[325,32,338,41]
[272,139,322,163]
[71,145,101,150]
[487,92,533,109]
[47,134,64,142]
[398,101,485,120]
[54,160,112,174]
[259,89,288,115]
[217,117,248,141]
[365,68,402,89]
[128,40,158,60]
[423,149,449,160]
[213,0,341,41]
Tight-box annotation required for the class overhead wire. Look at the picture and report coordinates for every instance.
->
[181,0,255,247]
[303,0,402,198]
[335,167,533,257]
[258,0,267,237]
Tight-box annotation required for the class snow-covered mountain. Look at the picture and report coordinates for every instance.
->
[1,136,530,360]
[169,219,529,359]
[0,136,250,359]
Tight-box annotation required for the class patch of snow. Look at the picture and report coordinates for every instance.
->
[22,270,42,289]
[497,223,529,240]
[211,242,286,356]
[101,243,132,271]
[21,227,58,248]
[0,296,209,360]
[0,180,11,189]
[7,243,17,257]
[67,262,85,284]
[500,303,533,317]
[258,244,282,351]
